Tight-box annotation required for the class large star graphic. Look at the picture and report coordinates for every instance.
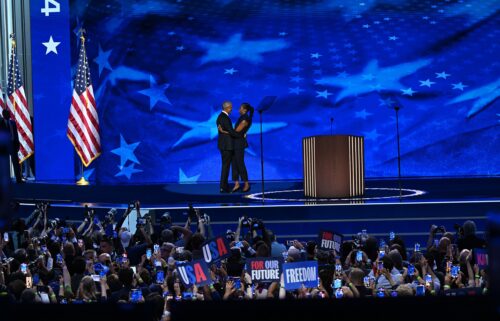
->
[446,78,500,118]
[198,33,289,64]
[316,59,432,102]
[162,110,287,149]
[138,75,172,110]
[115,164,143,180]
[111,134,141,167]
[93,44,113,77]
[42,36,61,55]
[179,168,201,183]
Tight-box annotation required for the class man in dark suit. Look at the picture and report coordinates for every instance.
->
[0,109,22,183]
[216,101,240,193]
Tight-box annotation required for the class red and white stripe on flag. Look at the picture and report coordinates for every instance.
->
[6,86,34,163]
[67,85,101,167]
[0,87,5,111]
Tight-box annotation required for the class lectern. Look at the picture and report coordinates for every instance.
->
[303,135,364,198]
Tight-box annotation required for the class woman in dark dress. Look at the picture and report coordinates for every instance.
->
[219,103,254,193]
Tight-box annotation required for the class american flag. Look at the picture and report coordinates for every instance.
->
[67,35,101,167]
[6,37,34,163]
[0,86,5,111]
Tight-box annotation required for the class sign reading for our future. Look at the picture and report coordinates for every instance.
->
[318,230,343,252]
[246,258,282,282]
[283,261,318,290]
[201,236,231,264]
[176,260,212,287]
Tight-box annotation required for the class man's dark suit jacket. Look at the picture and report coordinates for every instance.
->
[0,117,20,152]
[216,112,240,150]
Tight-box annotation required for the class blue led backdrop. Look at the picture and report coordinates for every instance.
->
[32,0,500,183]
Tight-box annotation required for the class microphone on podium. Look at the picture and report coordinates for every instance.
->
[330,117,334,135]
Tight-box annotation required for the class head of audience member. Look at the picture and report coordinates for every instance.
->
[78,276,97,301]
[160,229,174,244]
[160,242,174,259]
[389,236,407,261]
[388,249,403,271]
[349,268,365,286]
[118,268,134,288]
[381,256,395,272]
[463,220,477,237]
[100,237,114,255]
[256,242,270,257]
[20,288,40,303]
[363,236,379,262]
[396,284,414,297]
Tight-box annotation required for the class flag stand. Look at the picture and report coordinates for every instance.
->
[76,161,89,185]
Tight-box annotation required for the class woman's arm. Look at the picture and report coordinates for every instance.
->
[235,120,248,133]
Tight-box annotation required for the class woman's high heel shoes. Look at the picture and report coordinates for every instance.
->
[231,185,241,193]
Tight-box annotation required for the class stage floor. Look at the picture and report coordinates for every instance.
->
[11,176,500,209]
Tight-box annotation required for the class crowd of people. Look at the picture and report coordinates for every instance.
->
[0,201,489,321]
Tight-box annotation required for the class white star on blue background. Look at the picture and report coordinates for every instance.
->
[198,33,289,64]
[316,90,332,99]
[42,36,61,55]
[93,44,113,76]
[111,134,141,167]
[419,79,435,87]
[435,71,450,79]
[452,82,468,91]
[289,87,304,95]
[224,68,238,75]
[138,75,172,110]
[115,163,143,180]
[447,78,500,118]
[316,59,431,102]
[363,129,382,141]
[401,88,417,96]
[355,109,373,119]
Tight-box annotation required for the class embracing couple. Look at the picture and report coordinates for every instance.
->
[216,100,254,193]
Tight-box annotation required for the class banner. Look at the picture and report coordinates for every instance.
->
[317,230,343,252]
[246,258,282,282]
[283,261,318,290]
[201,236,231,264]
[176,260,212,287]
[474,249,488,270]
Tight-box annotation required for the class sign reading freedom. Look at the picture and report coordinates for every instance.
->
[283,261,318,290]
[246,258,282,282]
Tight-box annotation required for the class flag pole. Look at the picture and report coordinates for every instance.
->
[76,30,89,186]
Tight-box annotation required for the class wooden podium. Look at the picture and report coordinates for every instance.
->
[303,135,364,198]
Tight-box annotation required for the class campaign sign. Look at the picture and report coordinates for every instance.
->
[201,236,231,264]
[283,261,318,290]
[176,260,212,287]
[246,258,282,282]
[318,230,343,252]
[474,249,489,270]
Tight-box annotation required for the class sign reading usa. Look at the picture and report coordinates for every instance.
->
[318,230,343,252]
[474,249,488,270]
[201,236,231,264]
[246,258,282,282]
[283,261,318,290]
[177,260,212,287]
